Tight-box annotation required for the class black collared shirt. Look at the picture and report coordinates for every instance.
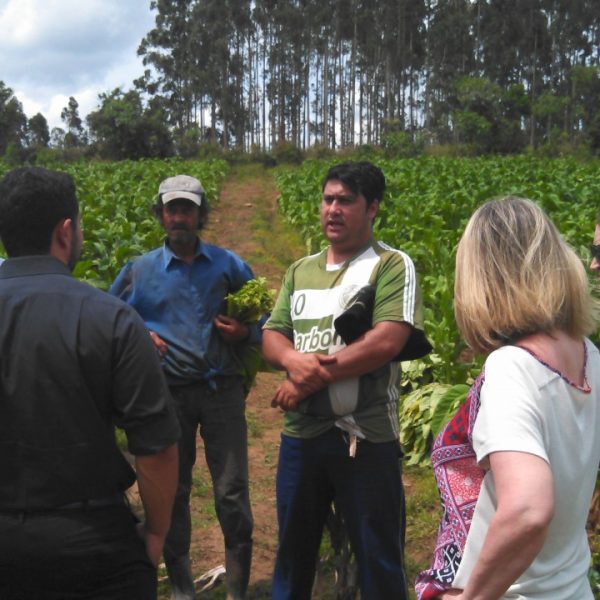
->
[0,256,180,510]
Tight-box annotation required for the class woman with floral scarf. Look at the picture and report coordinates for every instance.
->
[416,197,600,600]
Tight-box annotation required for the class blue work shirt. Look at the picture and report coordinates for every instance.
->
[109,240,262,386]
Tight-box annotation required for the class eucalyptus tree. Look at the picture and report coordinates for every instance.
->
[306,0,338,147]
[475,0,549,86]
[423,0,477,142]
[568,64,600,149]
[473,0,550,146]
[374,0,426,132]
[129,0,600,154]
[0,82,27,156]
[191,0,253,148]
[250,0,271,149]
[60,97,87,148]
[138,0,199,133]
[552,0,599,139]
[255,0,304,147]
[140,0,255,149]
[27,113,50,149]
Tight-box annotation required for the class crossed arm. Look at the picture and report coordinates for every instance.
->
[262,320,412,410]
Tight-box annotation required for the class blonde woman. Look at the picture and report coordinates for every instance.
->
[416,197,600,599]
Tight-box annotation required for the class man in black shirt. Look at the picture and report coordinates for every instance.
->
[0,167,181,599]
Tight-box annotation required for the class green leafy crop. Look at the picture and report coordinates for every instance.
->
[225,277,277,394]
[226,277,276,323]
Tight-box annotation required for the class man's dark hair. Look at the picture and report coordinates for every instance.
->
[0,167,79,257]
[322,161,386,206]
[151,196,209,232]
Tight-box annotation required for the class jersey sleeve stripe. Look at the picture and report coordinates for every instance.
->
[376,241,417,325]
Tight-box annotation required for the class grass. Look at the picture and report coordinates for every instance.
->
[404,466,440,598]
[236,164,307,272]
[245,409,265,439]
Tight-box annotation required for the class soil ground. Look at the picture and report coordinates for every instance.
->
[148,165,438,599]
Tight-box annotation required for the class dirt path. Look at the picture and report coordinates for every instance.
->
[157,165,306,599]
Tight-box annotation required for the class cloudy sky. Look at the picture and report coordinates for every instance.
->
[0,0,156,131]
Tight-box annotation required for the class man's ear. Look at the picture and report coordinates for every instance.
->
[50,218,73,262]
[55,218,73,247]
[367,199,380,221]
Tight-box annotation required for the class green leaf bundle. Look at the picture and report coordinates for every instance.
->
[226,277,276,323]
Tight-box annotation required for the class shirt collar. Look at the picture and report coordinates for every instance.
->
[160,238,211,269]
[0,255,72,279]
[318,239,375,269]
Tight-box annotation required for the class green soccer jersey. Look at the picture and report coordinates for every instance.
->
[265,239,426,442]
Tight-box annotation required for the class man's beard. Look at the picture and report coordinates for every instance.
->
[168,228,198,247]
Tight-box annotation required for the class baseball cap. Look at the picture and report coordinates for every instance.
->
[158,175,204,206]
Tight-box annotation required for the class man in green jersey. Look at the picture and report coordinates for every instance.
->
[263,161,429,600]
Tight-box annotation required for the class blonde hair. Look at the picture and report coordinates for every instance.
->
[455,196,596,354]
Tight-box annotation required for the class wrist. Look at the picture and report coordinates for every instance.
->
[279,346,298,371]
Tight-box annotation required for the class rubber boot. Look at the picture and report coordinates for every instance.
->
[224,542,252,600]
[166,554,196,600]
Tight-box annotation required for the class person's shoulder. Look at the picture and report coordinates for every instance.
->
[117,246,163,275]
[82,286,153,338]
[367,240,418,284]
[486,345,524,368]
[584,338,600,389]
[372,240,415,265]
[484,345,548,386]
[78,279,127,304]
[291,249,324,270]
[277,252,324,284]
[585,337,600,359]
[202,242,245,263]
[69,277,136,312]
[202,244,257,282]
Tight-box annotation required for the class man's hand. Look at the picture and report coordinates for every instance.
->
[135,443,178,569]
[214,314,249,343]
[271,379,307,411]
[283,351,337,391]
[262,329,336,394]
[136,521,166,568]
[149,330,168,356]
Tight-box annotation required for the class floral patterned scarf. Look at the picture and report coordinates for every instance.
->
[415,371,486,599]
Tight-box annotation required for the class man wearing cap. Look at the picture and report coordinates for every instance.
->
[110,175,257,600]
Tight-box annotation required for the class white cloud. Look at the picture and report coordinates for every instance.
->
[0,0,156,129]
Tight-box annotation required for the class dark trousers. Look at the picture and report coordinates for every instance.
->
[0,504,156,599]
[272,427,408,600]
[164,377,253,599]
